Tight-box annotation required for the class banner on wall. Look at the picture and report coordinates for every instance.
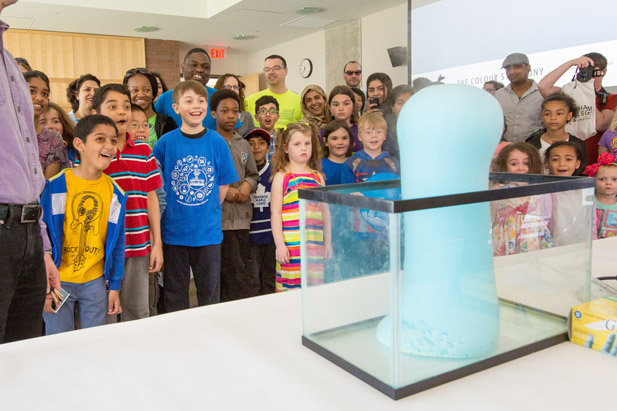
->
[412,40,617,89]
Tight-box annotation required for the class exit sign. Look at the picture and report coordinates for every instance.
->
[210,48,226,59]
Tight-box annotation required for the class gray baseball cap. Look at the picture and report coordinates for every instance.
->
[502,53,529,68]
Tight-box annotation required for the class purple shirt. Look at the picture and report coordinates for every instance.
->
[0,20,50,249]
[598,129,617,158]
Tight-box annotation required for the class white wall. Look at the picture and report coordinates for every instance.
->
[204,2,410,94]
[361,2,408,87]
[246,30,326,95]
[411,0,617,75]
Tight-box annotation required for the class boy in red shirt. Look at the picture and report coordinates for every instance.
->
[92,84,163,321]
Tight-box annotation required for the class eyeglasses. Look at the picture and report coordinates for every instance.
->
[345,70,362,76]
[125,67,152,78]
[264,66,284,73]
[223,84,239,91]
[258,108,278,115]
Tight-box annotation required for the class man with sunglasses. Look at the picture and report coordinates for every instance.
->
[538,52,617,162]
[245,55,302,129]
[343,61,363,89]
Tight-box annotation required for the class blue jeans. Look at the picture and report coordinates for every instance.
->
[43,276,107,335]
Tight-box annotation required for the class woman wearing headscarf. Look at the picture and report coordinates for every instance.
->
[299,85,328,129]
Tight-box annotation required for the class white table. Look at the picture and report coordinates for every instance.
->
[1,239,615,410]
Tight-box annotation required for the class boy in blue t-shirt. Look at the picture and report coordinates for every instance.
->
[245,128,276,295]
[153,80,238,311]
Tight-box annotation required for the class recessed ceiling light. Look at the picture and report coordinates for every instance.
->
[233,34,255,40]
[296,7,323,14]
[134,26,159,33]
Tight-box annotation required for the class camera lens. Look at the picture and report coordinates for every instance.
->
[577,67,593,83]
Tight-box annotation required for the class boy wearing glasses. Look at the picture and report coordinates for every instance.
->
[244,55,302,129]
[254,96,280,162]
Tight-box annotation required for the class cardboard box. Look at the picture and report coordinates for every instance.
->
[569,296,617,355]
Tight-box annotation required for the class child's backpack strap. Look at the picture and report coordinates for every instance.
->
[352,157,363,175]
[383,157,398,174]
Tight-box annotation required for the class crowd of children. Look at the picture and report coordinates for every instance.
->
[13,56,617,338]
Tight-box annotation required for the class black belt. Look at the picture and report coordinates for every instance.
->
[0,203,41,225]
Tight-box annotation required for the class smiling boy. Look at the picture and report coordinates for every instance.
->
[92,84,163,322]
[154,80,238,311]
[154,48,240,131]
[340,113,399,278]
[211,89,259,302]
[41,115,128,334]
[341,112,400,183]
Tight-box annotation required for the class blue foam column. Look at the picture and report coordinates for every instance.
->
[377,84,503,358]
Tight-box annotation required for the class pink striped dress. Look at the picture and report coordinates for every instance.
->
[276,171,325,292]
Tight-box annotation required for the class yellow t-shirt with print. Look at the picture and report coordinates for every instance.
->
[59,170,113,284]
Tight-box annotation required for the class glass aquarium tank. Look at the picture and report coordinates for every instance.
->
[300,173,595,400]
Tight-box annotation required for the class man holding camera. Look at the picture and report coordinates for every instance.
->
[538,52,617,162]
[495,53,544,143]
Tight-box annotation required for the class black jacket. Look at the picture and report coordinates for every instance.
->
[154,112,177,141]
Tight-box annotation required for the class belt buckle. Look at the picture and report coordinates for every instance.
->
[21,204,40,223]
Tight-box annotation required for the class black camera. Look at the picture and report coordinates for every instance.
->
[576,66,603,82]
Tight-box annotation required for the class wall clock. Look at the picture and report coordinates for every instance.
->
[299,58,313,78]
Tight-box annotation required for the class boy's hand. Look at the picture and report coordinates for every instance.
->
[43,295,55,314]
[225,187,238,202]
[107,290,122,315]
[149,243,163,273]
[275,244,290,265]
[236,181,251,203]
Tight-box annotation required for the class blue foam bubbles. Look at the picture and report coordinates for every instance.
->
[376,84,503,358]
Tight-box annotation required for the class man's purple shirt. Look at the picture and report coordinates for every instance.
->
[0,20,50,249]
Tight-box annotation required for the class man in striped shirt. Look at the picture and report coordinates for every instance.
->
[93,84,163,321]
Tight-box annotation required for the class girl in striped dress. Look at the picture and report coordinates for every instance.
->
[270,123,332,292]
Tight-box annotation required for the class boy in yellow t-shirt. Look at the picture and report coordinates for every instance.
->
[41,115,128,334]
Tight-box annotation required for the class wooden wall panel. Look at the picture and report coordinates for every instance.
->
[4,30,145,113]
[72,35,145,82]
[240,72,266,97]
[5,31,75,79]
[50,82,72,112]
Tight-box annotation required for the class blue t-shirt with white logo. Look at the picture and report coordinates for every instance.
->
[154,128,238,246]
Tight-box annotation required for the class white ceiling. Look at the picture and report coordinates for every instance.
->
[2,0,408,54]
